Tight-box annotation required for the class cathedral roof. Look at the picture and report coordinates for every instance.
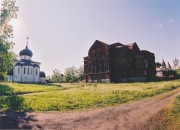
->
[88,40,109,56]
[19,45,33,57]
[111,42,125,47]
[126,42,140,52]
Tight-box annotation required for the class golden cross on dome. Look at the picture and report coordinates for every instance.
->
[26,36,29,46]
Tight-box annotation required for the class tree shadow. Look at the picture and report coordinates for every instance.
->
[0,84,42,129]
[0,112,43,129]
[0,84,14,96]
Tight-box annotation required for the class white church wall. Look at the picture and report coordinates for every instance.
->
[13,66,22,82]
[33,67,40,83]
[40,77,46,83]
[7,75,13,82]
[12,66,41,83]
[27,66,34,82]
[7,45,46,84]
[21,66,34,83]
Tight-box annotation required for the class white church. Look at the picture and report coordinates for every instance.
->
[7,41,46,83]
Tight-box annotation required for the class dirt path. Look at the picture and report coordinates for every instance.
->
[1,88,180,130]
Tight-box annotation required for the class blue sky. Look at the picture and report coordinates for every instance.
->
[5,0,180,75]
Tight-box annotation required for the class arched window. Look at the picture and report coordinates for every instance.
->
[24,67,26,74]
[27,68,30,75]
[36,69,38,75]
[18,67,20,74]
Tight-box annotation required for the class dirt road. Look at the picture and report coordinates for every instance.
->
[1,88,180,130]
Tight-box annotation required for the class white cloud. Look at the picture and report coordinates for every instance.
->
[151,24,164,30]
[151,19,179,31]
[167,19,175,24]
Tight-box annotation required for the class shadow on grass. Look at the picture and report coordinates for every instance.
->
[0,84,14,96]
[0,84,42,129]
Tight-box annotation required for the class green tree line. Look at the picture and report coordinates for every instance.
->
[48,65,84,83]
[0,0,18,80]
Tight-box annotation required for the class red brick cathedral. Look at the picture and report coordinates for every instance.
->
[84,40,156,83]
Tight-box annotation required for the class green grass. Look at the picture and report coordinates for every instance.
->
[155,95,180,130]
[0,80,180,112]
[0,83,78,95]
[176,69,180,79]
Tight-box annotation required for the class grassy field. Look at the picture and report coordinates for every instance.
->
[0,80,180,112]
[155,95,180,130]
[0,83,63,95]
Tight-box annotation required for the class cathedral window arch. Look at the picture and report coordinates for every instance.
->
[116,62,120,72]
[104,63,106,72]
[91,65,93,73]
[101,62,104,72]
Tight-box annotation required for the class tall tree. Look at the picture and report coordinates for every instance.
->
[64,66,78,83]
[51,69,62,83]
[64,65,84,83]
[77,65,84,81]
[0,0,18,79]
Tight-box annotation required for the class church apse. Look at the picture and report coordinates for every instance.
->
[84,40,156,83]
[7,37,46,83]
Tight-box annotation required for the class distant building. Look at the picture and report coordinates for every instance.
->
[156,59,176,78]
[173,57,180,70]
[84,40,156,83]
[167,62,172,69]
[156,59,168,78]
[7,43,46,83]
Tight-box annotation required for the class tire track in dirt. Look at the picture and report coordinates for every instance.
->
[0,88,180,130]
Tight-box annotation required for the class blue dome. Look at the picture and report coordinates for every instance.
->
[19,45,33,57]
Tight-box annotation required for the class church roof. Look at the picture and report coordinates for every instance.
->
[15,62,22,66]
[14,60,40,68]
[21,59,40,64]
[23,62,34,66]
[7,69,13,76]
[40,71,46,77]
[19,45,33,57]
[33,64,40,68]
